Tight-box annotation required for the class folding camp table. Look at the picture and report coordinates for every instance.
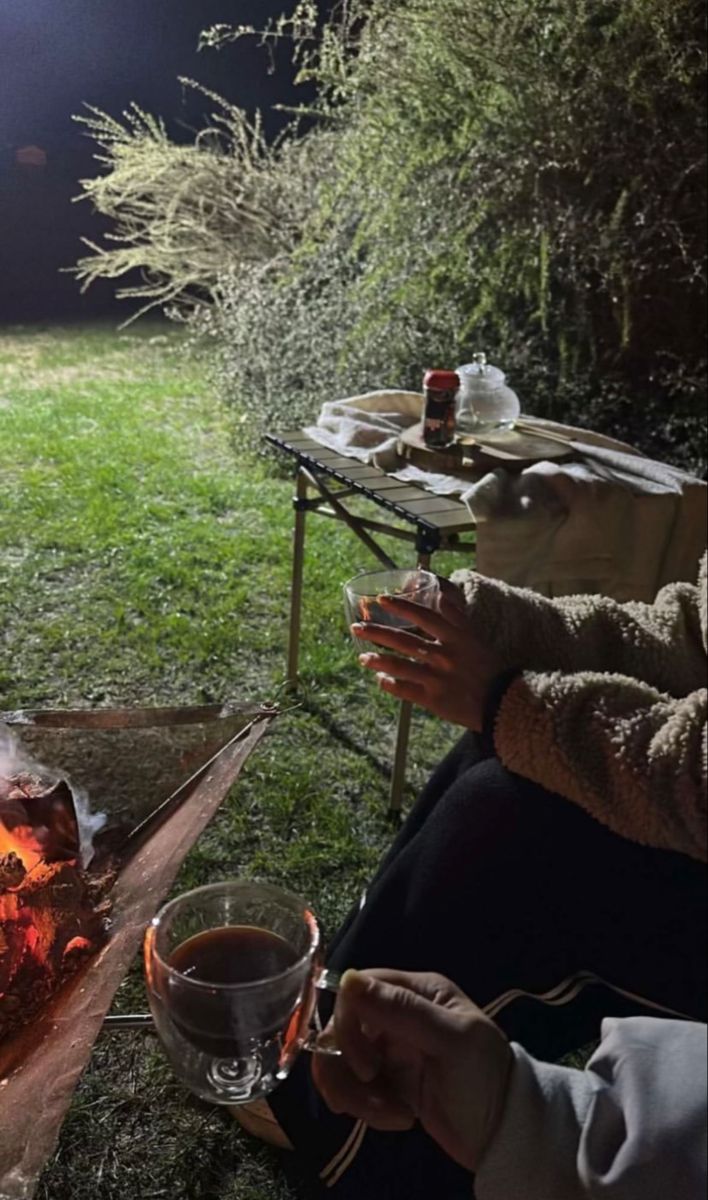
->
[266,430,477,811]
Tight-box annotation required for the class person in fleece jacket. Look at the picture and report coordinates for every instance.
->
[246,551,706,1198]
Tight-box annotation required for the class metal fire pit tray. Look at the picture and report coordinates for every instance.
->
[0,703,277,1200]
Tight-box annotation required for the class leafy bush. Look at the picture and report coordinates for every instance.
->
[73,89,314,315]
[75,0,707,472]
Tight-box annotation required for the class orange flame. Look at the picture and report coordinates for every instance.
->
[1,774,100,1028]
[0,821,44,873]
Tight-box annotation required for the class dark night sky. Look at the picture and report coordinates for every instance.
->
[0,1,316,321]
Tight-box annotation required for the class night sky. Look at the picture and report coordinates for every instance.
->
[0,1,316,321]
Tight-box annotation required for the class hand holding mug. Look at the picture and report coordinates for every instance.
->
[353,583,504,733]
[313,969,513,1173]
[343,568,440,651]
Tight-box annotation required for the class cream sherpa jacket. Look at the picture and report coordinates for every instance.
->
[451,553,707,862]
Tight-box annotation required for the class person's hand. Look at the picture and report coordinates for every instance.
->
[312,969,513,1173]
[352,582,503,732]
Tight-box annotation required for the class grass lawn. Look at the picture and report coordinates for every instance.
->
[0,322,464,1200]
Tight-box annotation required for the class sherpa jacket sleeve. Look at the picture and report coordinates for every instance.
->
[450,554,707,697]
[452,554,707,860]
[491,669,706,860]
[475,1017,708,1200]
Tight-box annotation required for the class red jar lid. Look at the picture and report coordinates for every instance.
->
[424,370,459,390]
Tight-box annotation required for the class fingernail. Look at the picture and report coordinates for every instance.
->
[351,623,364,633]
[341,969,364,991]
[359,653,374,665]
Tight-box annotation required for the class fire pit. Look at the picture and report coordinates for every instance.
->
[0,703,276,1200]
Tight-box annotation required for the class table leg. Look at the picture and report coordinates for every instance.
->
[287,469,308,690]
[389,699,413,813]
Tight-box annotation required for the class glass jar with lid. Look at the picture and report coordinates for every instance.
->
[455,352,520,434]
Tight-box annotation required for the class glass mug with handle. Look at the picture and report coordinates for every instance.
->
[144,880,340,1106]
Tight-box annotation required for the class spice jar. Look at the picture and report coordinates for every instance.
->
[423,370,459,449]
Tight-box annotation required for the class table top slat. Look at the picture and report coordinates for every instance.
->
[311,455,384,472]
[364,485,434,503]
[346,476,409,492]
[397,496,470,515]
[274,431,323,447]
[420,509,475,530]
[266,430,476,540]
[298,449,344,461]
[277,441,324,457]
[302,447,362,462]
[323,465,389,480]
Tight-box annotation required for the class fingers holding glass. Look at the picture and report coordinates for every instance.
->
[377,592,467,635]
[343,569,440,652]
[350,596,466,664]
[359,647,433,677]
[313,1044,416,1130]
[352,621,439,661]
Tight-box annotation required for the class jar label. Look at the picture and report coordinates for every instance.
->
[423,387,457,448]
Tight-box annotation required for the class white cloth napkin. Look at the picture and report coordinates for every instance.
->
[304,392,706,601]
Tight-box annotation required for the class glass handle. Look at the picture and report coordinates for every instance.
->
[302,1027,341,1057]
[302,966,342,1056]
[316,967,341,995]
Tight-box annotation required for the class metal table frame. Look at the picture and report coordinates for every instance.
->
[266,431,477,811]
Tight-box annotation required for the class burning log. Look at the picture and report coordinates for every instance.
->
[0,871,107,1040]
[0,764,111,1043]
[0,773,81,866]
[0,851,25,890]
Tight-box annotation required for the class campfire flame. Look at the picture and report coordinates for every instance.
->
[0,734,107,1040]
[0,821,44,874]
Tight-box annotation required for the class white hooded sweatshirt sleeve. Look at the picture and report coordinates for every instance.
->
[476,1018,707,1200]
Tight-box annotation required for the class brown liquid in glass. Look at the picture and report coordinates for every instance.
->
[169,925,299,984]
[166,926,301,1058]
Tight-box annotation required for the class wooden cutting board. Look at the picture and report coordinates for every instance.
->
[397,421,577,474]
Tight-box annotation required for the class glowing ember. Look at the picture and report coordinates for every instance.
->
[0,763,111,1041]
[0,773,81,867]
[0,823,43,873]
[63,935,94,958]
[0,776,47,873]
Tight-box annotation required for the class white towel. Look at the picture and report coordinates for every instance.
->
[304,392,706,601]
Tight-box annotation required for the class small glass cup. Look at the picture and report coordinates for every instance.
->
[144,880,340,1106]
[343,568,439,650]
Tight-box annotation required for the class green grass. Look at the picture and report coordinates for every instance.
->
[0,323,463,1200]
